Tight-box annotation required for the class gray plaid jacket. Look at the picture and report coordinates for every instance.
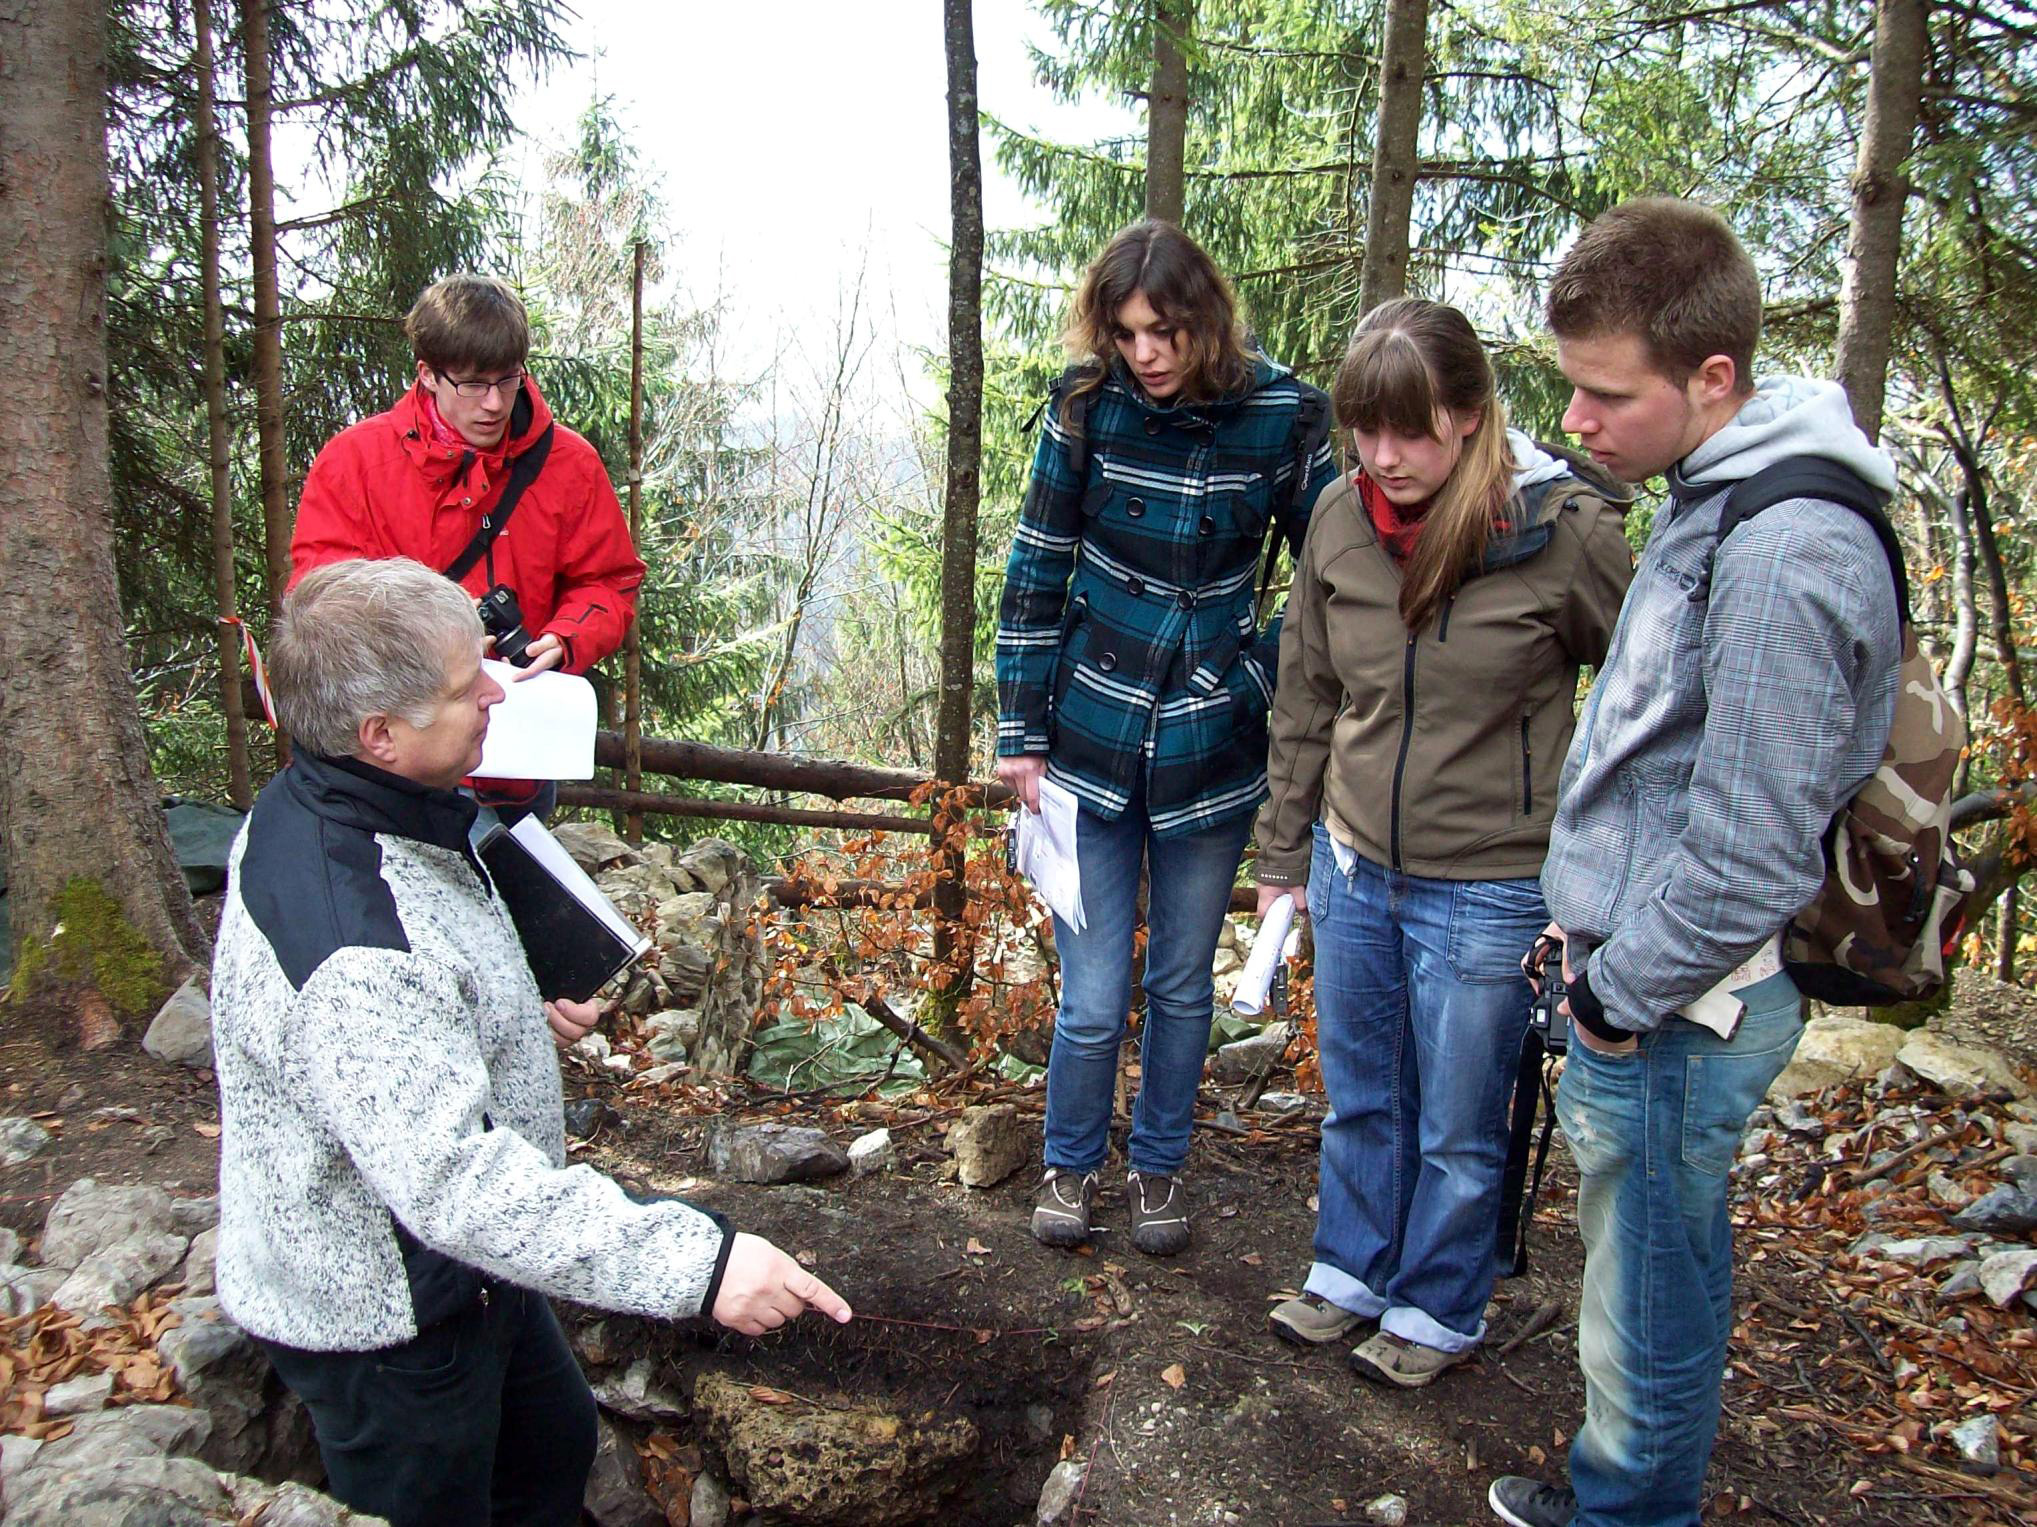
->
[1541,472,1901,1031]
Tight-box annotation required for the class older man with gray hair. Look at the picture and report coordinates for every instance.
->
[212,557,850,1527]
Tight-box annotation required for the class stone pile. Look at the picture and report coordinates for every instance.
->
[551,825,765,1077]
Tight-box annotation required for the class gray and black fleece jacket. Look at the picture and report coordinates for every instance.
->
[212,752,731,1352]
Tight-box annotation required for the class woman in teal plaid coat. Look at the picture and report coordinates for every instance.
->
[995,221,1337,1256]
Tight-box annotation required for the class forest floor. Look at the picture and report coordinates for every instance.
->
[4,985,2037,1527]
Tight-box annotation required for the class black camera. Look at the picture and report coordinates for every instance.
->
[476,584,535,667]
[1529,960,1569,1057]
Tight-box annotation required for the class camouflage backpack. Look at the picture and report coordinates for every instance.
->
[1715,459,1975,1006]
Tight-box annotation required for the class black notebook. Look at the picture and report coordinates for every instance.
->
[477,819,651,1002]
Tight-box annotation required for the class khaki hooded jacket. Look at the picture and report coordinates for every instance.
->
[1256,444,1635,885]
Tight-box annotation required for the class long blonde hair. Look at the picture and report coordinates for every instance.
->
[1333,298,1516,631]
[1062,221,1257,417]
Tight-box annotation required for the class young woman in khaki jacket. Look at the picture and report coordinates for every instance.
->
[1253,299,1633,1385]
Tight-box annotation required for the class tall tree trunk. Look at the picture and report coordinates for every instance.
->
[243,0,290,631]
[196,0,252,811]
[934,0,985,1008]
[1357,0,1429,313]
[0,0,207,1003]
[623,240,646,845]
[1833,0,1928,442]
[1146,0,1191,225]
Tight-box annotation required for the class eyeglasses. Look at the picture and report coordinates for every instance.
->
[434,369,527,400]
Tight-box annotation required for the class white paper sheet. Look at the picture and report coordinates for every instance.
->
[1677,933,1783,1039]
[1013,777,1085,932]
[506,816,650,958]
[471,660,597,780]
[1232,895,1299,1016]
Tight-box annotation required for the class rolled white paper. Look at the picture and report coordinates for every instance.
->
[1232,894,1297,1016]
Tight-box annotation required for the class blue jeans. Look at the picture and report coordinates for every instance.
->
[1303,831,1546,1352]
[1042,795,1252,1177]
[1559,970,1803,1527]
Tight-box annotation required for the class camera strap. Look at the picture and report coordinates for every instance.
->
[1496,1028,1558,1278]
[443,423,556,585]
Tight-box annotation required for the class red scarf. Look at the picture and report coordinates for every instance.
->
[417,388,509,476]
[1358,471,1426,562]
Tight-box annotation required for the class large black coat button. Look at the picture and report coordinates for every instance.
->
[1098,651,1118,672]
[1125,577,1145,597]
[1144,417,1164,436]
[1126,497,1146,517]
[1199,513,1216,535]
[1176,591,1195,609]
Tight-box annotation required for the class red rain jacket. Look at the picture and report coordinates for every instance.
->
[289,378,643,674]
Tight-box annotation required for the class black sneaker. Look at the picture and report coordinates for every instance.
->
[1127,1170,1190,1255]
[1488,1475,1577,1527]
[1031,1168,1098,1247]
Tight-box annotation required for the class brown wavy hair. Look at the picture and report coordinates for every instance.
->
[1334,298,1516,631]
[1061,221,1257,420]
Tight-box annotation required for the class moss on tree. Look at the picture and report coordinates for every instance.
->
[9,876,170,1020]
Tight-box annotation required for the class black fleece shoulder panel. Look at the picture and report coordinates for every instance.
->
[240,785,409,992]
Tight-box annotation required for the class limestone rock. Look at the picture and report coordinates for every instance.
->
[2,1432,43,1482]
[1211,1023,1292,1085]
[180,1227,219,1298]
[30,1402,214,1471]
[223,1477,389,1526]
[948,1105,1026,1189]
[3,1452,233,1525]
[590,1357,689,1425]
[1767,1014,1906,1100]
[169,1196,220,1237]
[1851,1234,1972,1267]
[2006,1123,2037,1157]
[690,1469,732,1527]
[1364,1495,1410,1527]
[707,1122,847,1185]
[1897,1031,2032,1100]
[142,978,214,1069]
[1927,1171,1974,1211]
[1978,1248,2037,1307]
[1254,1091,1309,1117]
[693,1370,979,1525]
[848,1128,896,1177]
[1952,1185,2037,1236]
[1950,1414,2001,1477]
[645,1008,700,1064]
[156,1296,282,1474]
[554,821,636,875]
[1035,1458,1086,1525]
[584,1415,662,1527]
[44,1370,115,1415]
[52,1231,188,1315]
[42,1180,177,1272]
[1,1266,65,1318]
[674,840,742,897]
[0,1227,19,1264]
[0,1116,55,1166]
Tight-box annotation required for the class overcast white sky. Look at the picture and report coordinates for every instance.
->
[506,0,1131,382]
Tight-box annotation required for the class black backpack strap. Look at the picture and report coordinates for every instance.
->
[1257,382,1333,610]
[1025,365,1100,483]
[1717,458,1907,623]
[443,422,556,585]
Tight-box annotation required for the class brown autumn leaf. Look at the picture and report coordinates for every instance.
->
[1059,1434,1077,1461]
[1093,1370,1116,1389]
[1160,1363,1186,1390]
[193,1122,221,1139]
[964,1238,990,1256]
[747,1386,796,1405]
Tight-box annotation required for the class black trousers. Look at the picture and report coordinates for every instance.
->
[260,1285,598,1527]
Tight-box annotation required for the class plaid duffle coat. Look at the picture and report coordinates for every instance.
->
[995,357,1338,837]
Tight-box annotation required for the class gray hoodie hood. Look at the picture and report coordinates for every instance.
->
[1677,377,1896,494]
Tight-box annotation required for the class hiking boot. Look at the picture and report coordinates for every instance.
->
[1348,1329,1472,1388]
[1126,1170,1190,1255]
[1487,1475,1577,1527]
[1031,1168,1098,1247]
[1267,1292,1369,1346]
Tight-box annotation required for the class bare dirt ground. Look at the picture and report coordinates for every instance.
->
[4,992,2036,1526]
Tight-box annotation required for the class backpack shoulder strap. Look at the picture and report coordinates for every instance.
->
[1717,458,1908,623]
[1022,365,1102,483]
[1257,381,1334,610]
[443,423,556,585]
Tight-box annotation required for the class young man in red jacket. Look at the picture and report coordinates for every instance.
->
[290,274,644,817]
